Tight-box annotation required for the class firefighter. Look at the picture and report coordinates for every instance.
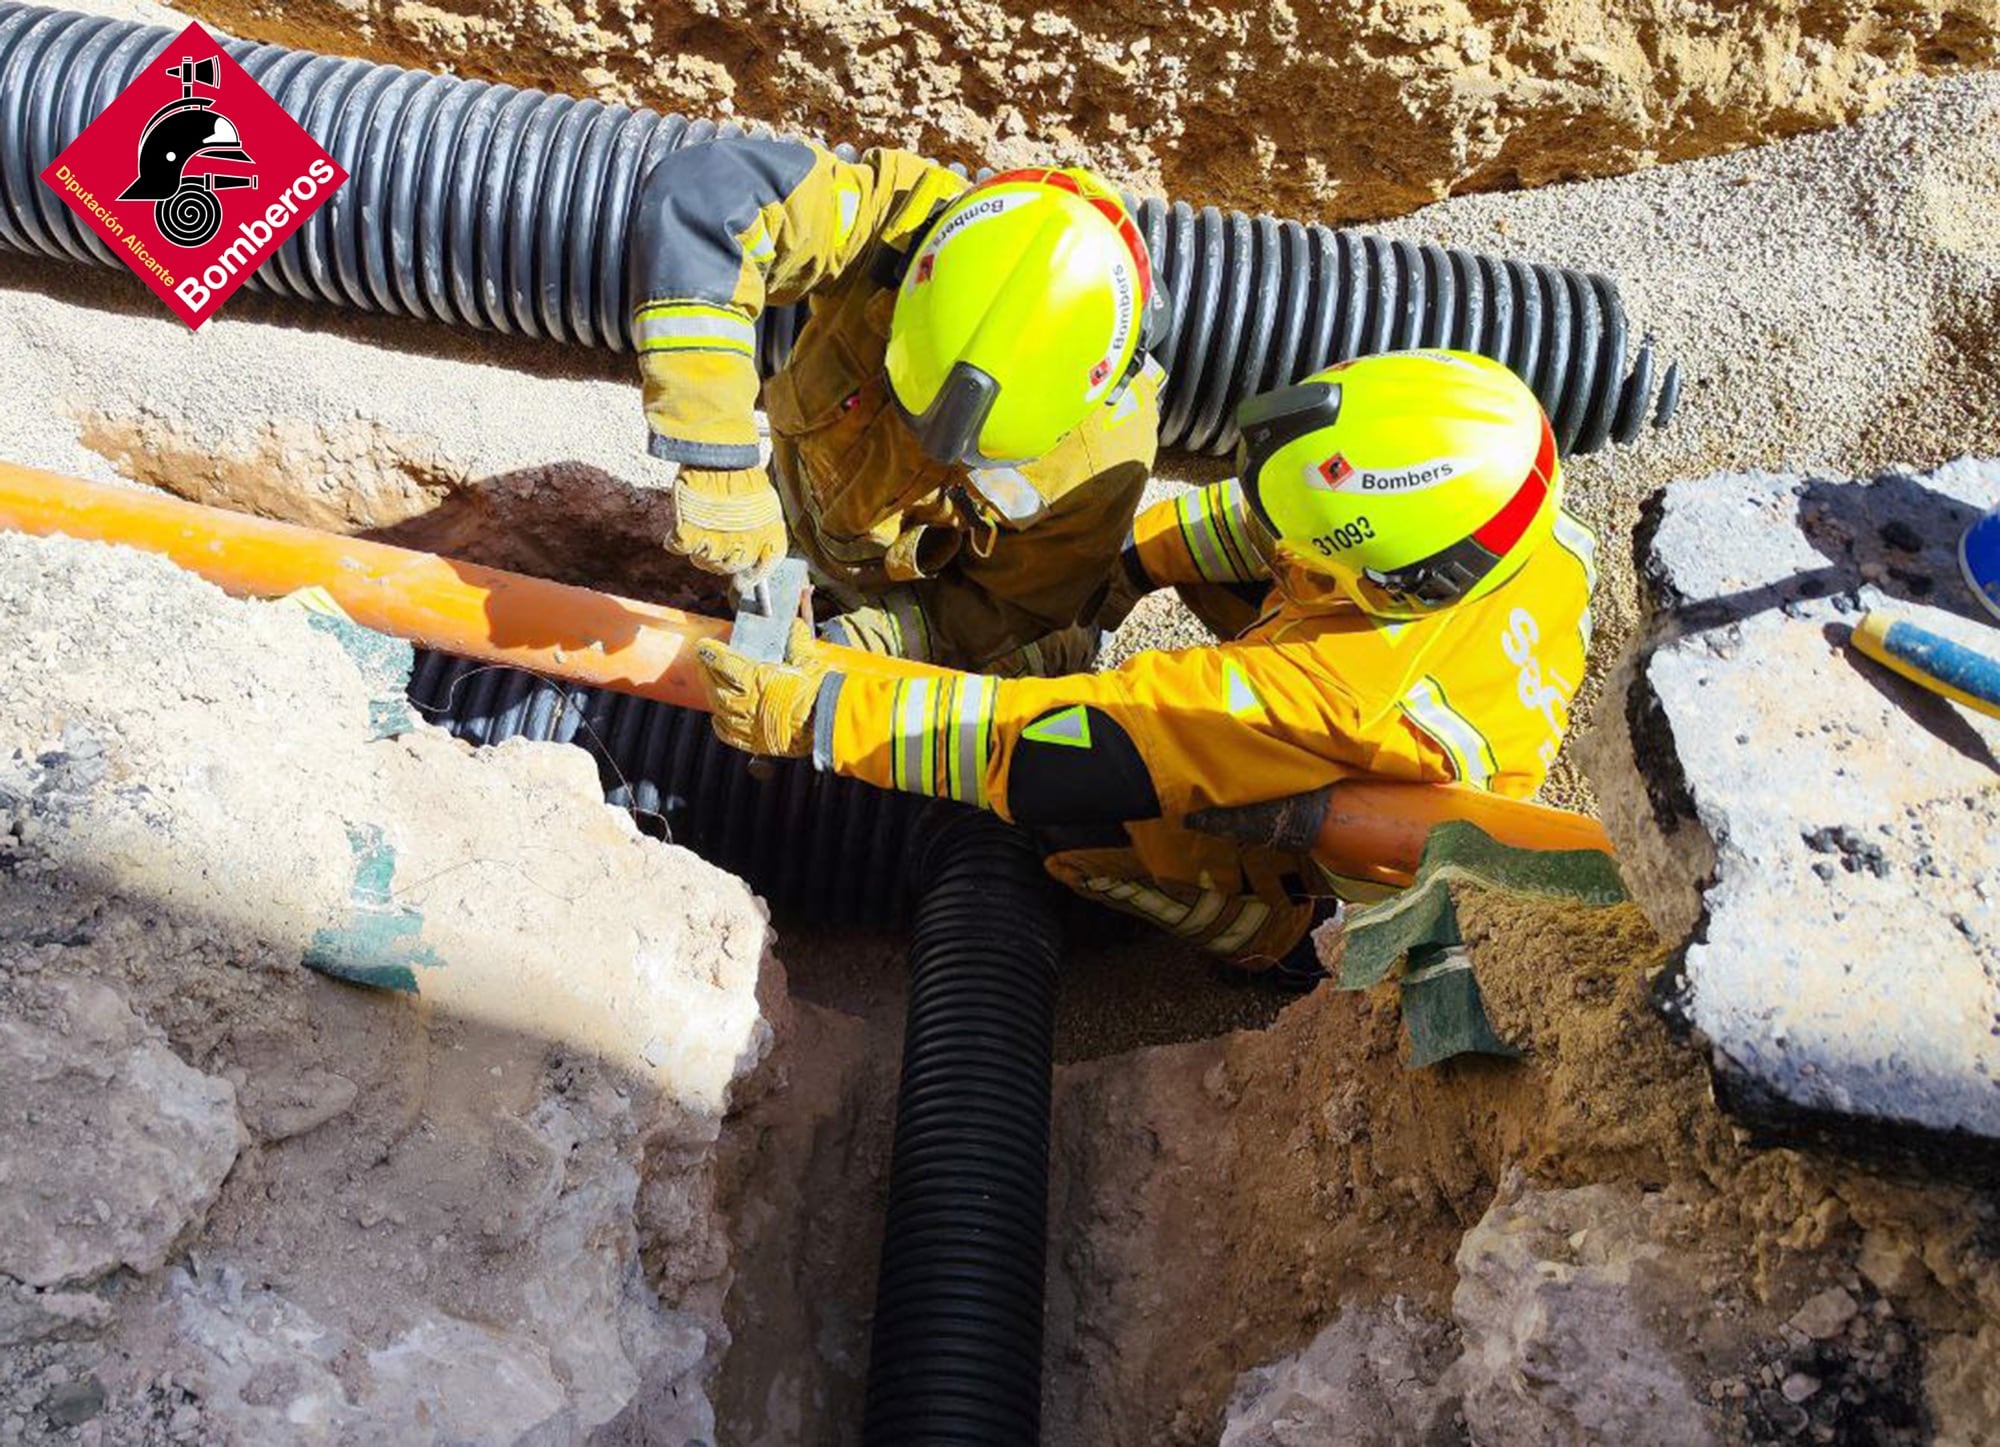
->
[689,350,1599,979]
[628,136,1169,675]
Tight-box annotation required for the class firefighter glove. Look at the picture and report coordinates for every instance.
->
[694,622,828,759]
[669,465,789,580]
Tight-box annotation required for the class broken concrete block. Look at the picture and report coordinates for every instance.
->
[1580,461,2000,1169]
[1448,1179,1721,1446]
[0,978,243,1292]
[0,532,778,1437]
[1218,1299,1459,1446]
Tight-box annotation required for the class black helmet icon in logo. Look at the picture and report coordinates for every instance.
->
[116,54,258,248]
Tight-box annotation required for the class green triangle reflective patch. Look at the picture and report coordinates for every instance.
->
[1223,661,1264,717]
[1022,705,1093,749]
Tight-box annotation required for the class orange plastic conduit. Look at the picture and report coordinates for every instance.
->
[0,460,933,708]
[0,461,1612,880]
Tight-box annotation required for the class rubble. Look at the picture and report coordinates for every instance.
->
[1447,1180,1723,1445]
[1216,1300,1459,1447]
[1580,460,2000,1165]
[0,978,243,1295]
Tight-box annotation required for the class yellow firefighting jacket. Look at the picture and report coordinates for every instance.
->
[629,136,1161,669]
[811,479,1599,925]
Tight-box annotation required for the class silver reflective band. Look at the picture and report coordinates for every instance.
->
[966,466,1049,525]
[634,307,756,353]
[1400,676,1495,789]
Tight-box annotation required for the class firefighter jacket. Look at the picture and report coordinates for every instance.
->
[807,478,1601,957]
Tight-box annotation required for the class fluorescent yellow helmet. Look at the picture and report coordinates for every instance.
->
[885,167,1167,468]
[1235,350,1561,619]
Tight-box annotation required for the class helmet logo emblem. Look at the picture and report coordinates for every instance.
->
[1089,358,1112,387]
[121,54,258,250]
[914,253,935,285]
[1310,454,1464,495]
[1314,454,1357,490]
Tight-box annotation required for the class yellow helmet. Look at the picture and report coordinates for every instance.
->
[885,167,1168,468]
[1235,350,1561,619]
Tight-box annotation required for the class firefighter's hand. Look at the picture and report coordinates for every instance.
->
[669,465,789,580]
[694,622,828,759]
[820,604,926,661]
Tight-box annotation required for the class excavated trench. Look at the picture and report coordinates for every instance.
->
[5,2,2000,1443]
[0,10,1686,1438]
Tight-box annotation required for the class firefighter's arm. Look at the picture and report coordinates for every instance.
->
[627,138,963,468]
[813,635,1448,822]
[1128,478,1274,589]
[1095,476,1273,630]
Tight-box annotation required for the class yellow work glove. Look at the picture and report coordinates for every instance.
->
[669,465,788,580]
[693,623,830,759]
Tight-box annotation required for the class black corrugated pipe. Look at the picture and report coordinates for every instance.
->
[410,652,1064,1444]
[408,648,938,926]
[0,1,1681,454]
[864,809,1061,1447]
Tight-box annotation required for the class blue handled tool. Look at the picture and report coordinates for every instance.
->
[1850,611,2000,722]
[1964,502,2000,623]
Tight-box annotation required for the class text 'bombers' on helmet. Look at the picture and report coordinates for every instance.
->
[884,166,1164,469]
[1236,350,1563,620]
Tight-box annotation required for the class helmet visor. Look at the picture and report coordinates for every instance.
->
[1233,379,1343,534]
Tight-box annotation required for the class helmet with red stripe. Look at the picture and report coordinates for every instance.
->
[1233,350,1561,618]
[885,166,1169,473]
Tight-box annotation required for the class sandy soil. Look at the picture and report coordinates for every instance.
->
[177,0,2000,225]
[1040,882,2000,1443]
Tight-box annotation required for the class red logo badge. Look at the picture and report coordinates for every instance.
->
[39,22,346,330]
[1315,453,1356,490]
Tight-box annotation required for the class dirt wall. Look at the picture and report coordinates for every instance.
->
[185,0,2000,221]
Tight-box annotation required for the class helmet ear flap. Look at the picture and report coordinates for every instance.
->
[870,196,956,290]
[1104,279,1173,405]
[1232,380,1343,533]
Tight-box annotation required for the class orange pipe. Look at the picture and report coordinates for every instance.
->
[1313,778,1611,888]
[0,461,1612,881]
[0,460,923,707]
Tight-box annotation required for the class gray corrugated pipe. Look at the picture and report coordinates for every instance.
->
[0,1,1680,454]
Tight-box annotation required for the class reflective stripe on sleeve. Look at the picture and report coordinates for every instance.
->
[891,678,936,795]
[887,672,994,805]
[1400,675,1496,789]
[946,675,996,808]
[633,302,757,356]
[1208,899,1273,956]
[834,186,861,247]
[741,214,778,265]
[1174,481,1262,583]
[1551,511,1599,653]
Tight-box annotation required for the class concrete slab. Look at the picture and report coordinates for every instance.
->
[1581,460,2000,1171]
